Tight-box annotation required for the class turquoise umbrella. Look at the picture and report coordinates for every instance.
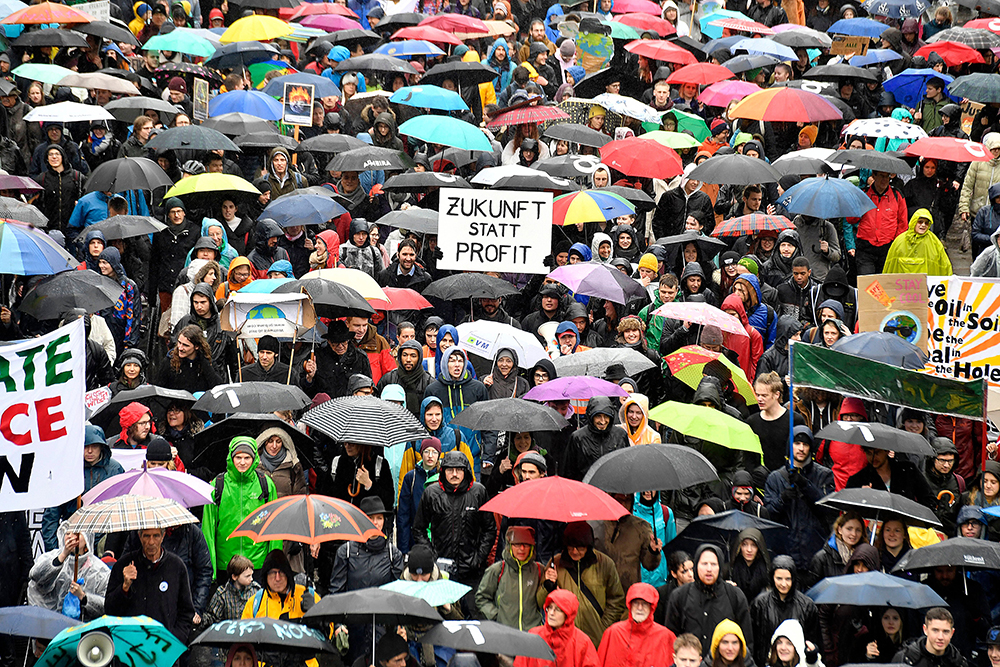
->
[37,616,186,667]
[398,115,492,152]
[144,31,216,58]
[699,9,750,40]
[237,277,294,293]
[381,579,472,607]
[11,62,73,85]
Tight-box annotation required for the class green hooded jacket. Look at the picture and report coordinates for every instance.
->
[201,436,280,574]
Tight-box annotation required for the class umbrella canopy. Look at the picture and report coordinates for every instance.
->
[892,537,1000,571]
[204,41,279,70]
[590,92,664,124]
[380,580,472,607]
[552,347,658,377]
[0,220,76,275]
[193,382,311,414]
[582,443,718,494]
[730,87,842,122]
[221,14,293,42]
[424,273,519,300]
[667,62,734,85]
[772,155,836,176]
[914,40,985,66]
[548,263,648,304]
[12,62,74,85]
[487,103,571,127]
[104,96,179,122]
[806,572,947,607]
[689,153,782,185]
[302,395,429,447]
[2,1,90,23]
[724,53,782,74]
[19,269,123,319]
[455,320,548,368]
[806,63,877,81]
[389,84,467,111]
[699,80,761,106]
[83,464,214,507]
[652,301,748,336]
[829,149,911,174]
[391,25,461,45]
[209,89,283,120]
[275,277,373,319]
[38,616,185,667]
[949,73,1000,103]
[450,398,570,431]
[649,401,763,458]
[2,197,49,226]
[712,213,795,237]
[15,28,88,48]
[263,72,341,99]
[91,385,197,428]
[883,69,957,109]
[772,26,832,47]
[670,509,788,553]
[827,17,889,37]
[730,37,796,60]
[851,48,903,66]
[420,621,556,660]
[380,287,432,312]
[709,16,774,33]
[903,137,990,162]
[614,12,676,36]
[192,618,335,654]
[203,112,278,136]
[830,331,928,369]
[304,588,443,625]
[642,131,703,150]
[191,412,316,474]
[0,174,42,194]
[301,267,388,301]
[297,133,369,154]
[624,38,698,64]
[235,132,298,153]
[927,26,1000,48]
[229,493,382,544]
[843,117,928,140]
[143,31,216,57]
[377,208,438,234]
[145,125,240,153]
[334,53,418,75]
[815,421,936,456]
[523,376,630,401]
[154,61,222,83]
[862,0,928,18]
[263,192,347,227]
[553,190,634,225]
[64,496,197,533]
[86,157,173,193]
[421,60,497,87]
[398,115,492,152]
[325,146,415,172]
[542,123,611,148]
[664,344,756,402]
[383,172,471,192]
[420,12,488,33]
[492,173,581,192]
[299,13,361,30]
[817,488,942,527]
[0,606,80,640]
[163,173,260,209]
[25,101,114,123]
[75,215,165,241]
[778,175,876,218]
[480,476,628,521]
[600,138,683,179]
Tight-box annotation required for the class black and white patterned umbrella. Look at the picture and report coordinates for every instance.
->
[302,396,429,447]
[841,117,928,140]
[927,27,1000,49]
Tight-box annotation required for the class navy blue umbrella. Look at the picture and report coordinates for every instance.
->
[0,606,81,639]
[806,572,947,608]
[862,0,929,20]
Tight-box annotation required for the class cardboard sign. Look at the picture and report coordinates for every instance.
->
[282,82,315,127]
[192,78,209,122]
[830,35,869,56]
[857,273,929,352]
[437,188,552,274]
[926,276,1000,384]
[0,320,85,512]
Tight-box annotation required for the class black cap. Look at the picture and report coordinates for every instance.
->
[257,335,280,354]
[407,544,435,575]
[146,436,173,462]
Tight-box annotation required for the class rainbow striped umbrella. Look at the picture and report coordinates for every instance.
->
[553,190,635,226]
[0,219,76,275]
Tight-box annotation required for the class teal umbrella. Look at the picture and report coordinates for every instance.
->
[144,31,216,58]
[398,115,492,152]
[699,9,750,39]
[37,616,187,667]
[11,62,73,85]
[380,579,472,607]
[236,277,294,293]
[601,20,640,39]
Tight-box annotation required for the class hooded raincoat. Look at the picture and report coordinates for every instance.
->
[597,583,676,667]
[617,394,661,446]
[28,523,109,620]
[515,589,600,667]
[882,209,952,275]
[423,347,493,477]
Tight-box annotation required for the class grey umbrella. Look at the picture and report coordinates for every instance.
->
[450,398,570,432]
[193,382,311,414]
[815,421,935,456]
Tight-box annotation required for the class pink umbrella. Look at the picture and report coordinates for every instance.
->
[299,14,362,30]
[523,376,630,401]
[83,462,215,507]
[610,0,661,14]
[651,301,749,337]
[699,80,761,107]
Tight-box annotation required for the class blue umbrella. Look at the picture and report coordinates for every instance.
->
[730,37,797,60]
[806,571,948,608]
[398,115,492,151]
[883,68,957,108]
[827,17,890,37]
[375,40,446,57]
[209,89,283,121]
[0,220,77,275]
[724,53,781,74]
[699,9,750,39]
[263,72,341,99]
[390,84,469,111]
[38,616,187,667]
[778,175,876,218]
[0,606,80,640]
[703,35,745,55]
[862,0,929,19]
[237,278,294,293]
[850,48,902,66]
[263,193,348,227]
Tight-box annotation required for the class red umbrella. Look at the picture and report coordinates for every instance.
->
[614,13,676,36]
[667,63,734,86]
[610,0,661,14]
[914,41,985,66]
[392,25,463,45]
[712,213,795,237]
[624,39,698,64]
[486,104,570,127]
[480,476,628,521]
[708,17,775,34]
[903,137,991,162]
[729,87,842,122]
[419,13,490,34]
[283,2,358,20]
[600,138,683,179]
[965,17,1000,34]
[375,287,434,311]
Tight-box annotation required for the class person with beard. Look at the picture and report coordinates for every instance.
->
[522,284,567,342]
[760,230,803,290]
[377,239,431,292]
[750,557,820,667]
[376,340,431,416]
[246,219,291,280]
[241,335,300,385]
[465,296,521,328]
[303,320,372,398]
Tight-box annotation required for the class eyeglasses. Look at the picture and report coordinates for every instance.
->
[935,457,955,466]
[135,418,152,427]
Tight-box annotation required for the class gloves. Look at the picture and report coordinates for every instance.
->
[805,647,818,665]
[299,587,314,613]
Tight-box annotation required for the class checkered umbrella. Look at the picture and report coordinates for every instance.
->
[229,494,382,544]
[486,103,569,128]
[708,17,774,34]
[928,27,1000,48]
[64,496,197,533]
[712,213,795,237]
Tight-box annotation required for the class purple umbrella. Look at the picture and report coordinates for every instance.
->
[82,462,215,507]
[523,376,630,401]
[0,175,42,194]
[548,264,649,304]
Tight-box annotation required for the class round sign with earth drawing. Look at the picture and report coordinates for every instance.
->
[881,311,921,345]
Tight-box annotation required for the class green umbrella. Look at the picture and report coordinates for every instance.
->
[649,108,711,142]
[144,31,216,58]
[601,20,641,40]
[643,130,703,150]
[39,615,186,667]
[648,400,763,459]
[12,62,73,85]
[380,579,471,607]
[398,115,492,152]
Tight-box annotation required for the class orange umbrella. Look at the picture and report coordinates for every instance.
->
[729,87,843,122]
[2,1,92,24]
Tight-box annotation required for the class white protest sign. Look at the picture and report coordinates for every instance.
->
[75,0,110,21]
[0,319,86,512]
[437,188,552,274]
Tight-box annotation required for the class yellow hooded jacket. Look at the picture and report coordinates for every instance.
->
[463,49,495,116]
[617,394,661,446]
[882,208,953,276]
[711,618,749,661]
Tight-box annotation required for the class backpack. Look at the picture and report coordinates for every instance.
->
[213,470,270,504]
[331,453,385,485]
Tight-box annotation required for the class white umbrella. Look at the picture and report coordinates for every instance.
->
[470,164,538,186]
[842,116,928,140]
[25,101,115,122]
[456,320,548,368]
[590,92,663,124]
[56,72,139,95]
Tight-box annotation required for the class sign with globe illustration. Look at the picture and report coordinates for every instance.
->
[222,292,316,338]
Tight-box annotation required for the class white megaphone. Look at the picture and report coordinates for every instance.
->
[77,631,115,667]
[538,321,560,359]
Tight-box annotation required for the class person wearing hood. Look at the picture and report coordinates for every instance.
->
[563,396,628,481]
[594,492,663,599]
[376,340,432,416]
[751,558,821,667]
[213,257,254,304]
[516,588,599,667]
[484,347,528,399]
[78,228,106,272]
[98,246,142,355]
[556,320,591,356]
[734,274,777,347]
[339,217,381,278]
[882,209,952,275]
[424,346,492,475]
[720,294,763,383]
[310,229,341,271]
[760,230,803,290]
[591,232,614,264]
[241,548,319,624]
[767,619,823,667]
[569,242,592,266]
[28,523,110,621]
[680,261,719,307]
[476,525,546,632]
[486,37,517,93]
[972,183,1000,260]
[922,437,964,534]
[188,218,239,269]
[776,257,817,328]
[809,267,857,331]
[972,226,1000,277]
[597,583,676,667]
[618,394,660,446]
[730,527,771,603]
[756,316,800,393]
[263,146,306,200]
[654,165,715,238]
[904,158,945,223]
[675,376,745,490]
[396,436,442,553]
[202,437,280,578]
[791,216,840,283]
[522,284,567,339]
[611,223,642,264]
[34,143,84,233]
[170,258,219,331]
[256,427,306,501]
[247,219,291,279]
[152,196,200,311]
[30,122,88,178]
[175,282,237,380]
[370,111,404,151]
[110,348,148,395]
[960,133,1000,252]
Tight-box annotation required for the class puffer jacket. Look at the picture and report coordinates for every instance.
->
[476,535,545,631]
[749,556,820,666]
[960,149,1000,218]
[763,458,835,571]
[562,396,629,481]
[329,533,404,593]
[515,590,600,667]
[412,451,496,580]
[597,583,677,667]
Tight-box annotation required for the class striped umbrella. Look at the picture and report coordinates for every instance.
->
[553,190,634,226]
[64,496,197,533]
[229,494,382,544]
[302,395,429,447]
[486,104,569,128]
[729,87,843,122]
[711,213,795,237]
[0,219,76,275]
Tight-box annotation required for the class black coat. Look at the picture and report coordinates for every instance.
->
[122,524,213,614]
[749,557,819,667]
[653,188,714,239]
[562,396,629,481]
[665,563,754,656]
[154,352,224,393]
[763,461,835,570]
[377,260,432,292]
[151,220,199,295]
[846,459,935,508]
[329,535,404,593]
[278,232,314,278]
[0,511,32,606]
[105,548,196,643]
[302,342,371,398]
[806,542,844,591]
[893,637,968,667]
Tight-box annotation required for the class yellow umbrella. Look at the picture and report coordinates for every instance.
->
[663,345,756,402]
[302,268,388,303]
[163,173,260,208]
[220,15,293,44]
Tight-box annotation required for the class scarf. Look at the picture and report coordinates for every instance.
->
[259,445,287,472]
[489,362,519,399]
[309,247,328,270]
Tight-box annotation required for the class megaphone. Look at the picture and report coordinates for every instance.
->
[538,321,560,359]
[77,631,115,667]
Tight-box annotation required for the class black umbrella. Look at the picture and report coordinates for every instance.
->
[573,67,620,98]
[297,133,369,155]
[236,132,299,153]
[104,96,179,123]
[775,78,839,96]
[203,111,279,136]
[14,28,88,48]
[815,421,935,456]
[656,230,728,256]
[192,618,334,654]
[154,61,222,83]
[274,278,374,319]
[325,146,415,173]
[817,488,942,527]
[75,215,166,241]
[430,147,482,169]
[193,382,311,414]
[421,61,498,88]
[829,149,911,175]
[806,63,877,81]
[492,173,580,192]
[334,53,418,75]
[383,171,471,192]
[535,154,603,179]
[669,509,788,554]
[204,42,279,70]
[450,398,570,432]
[424,273,520,300]
[90,384,198,432]
[831,332,928,369]
[892,537,1000,571]
[373,11,426,33]
[228,0,298,9]
[724,54,781,73]
[597,185,655,210]
[146,125,240,153]
[324,28,381,46]
[542,122,612,148]
[74,20,139,45]
[85,157,173,193]
[0,198,46,226]
[303,395,429,447]
[378,208,438,234]
[582,443,718,494]
[420,621,555,660]
[304,588,442,625]
[949,73,1000,104]
[772,156,834,177]
[689,153,782,185]
[19,269,123,320]
[552,347,657,377]
[191,412,317,473]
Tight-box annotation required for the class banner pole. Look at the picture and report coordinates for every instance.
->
[788,341,795,471]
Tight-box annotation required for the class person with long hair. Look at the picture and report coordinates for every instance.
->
[155,324,223,392]
[767,619,824,667]
[807,512,867,588]
[654,551,693,624]
[852,607,904,663]
[731,528,771,602]
[158,400,205,479]
[874,519,910,573]
[703,619,756,667]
